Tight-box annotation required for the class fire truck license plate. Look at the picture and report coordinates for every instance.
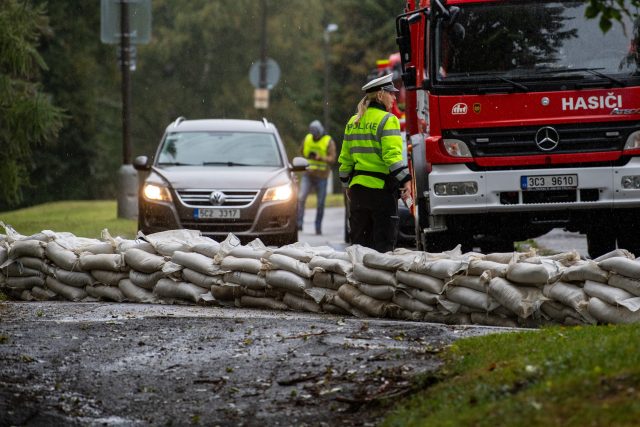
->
[195,208,240,219]
[520,174,578,190]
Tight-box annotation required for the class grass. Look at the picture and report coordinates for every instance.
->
[0,200,137,239]
[382,324,640,427]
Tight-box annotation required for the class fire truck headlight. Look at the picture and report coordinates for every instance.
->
[434,181,478,196]
[621,176,640,189]
[624,131,640,151]
[443,139,472,158]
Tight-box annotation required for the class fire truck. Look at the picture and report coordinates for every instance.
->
[396,0,640,257]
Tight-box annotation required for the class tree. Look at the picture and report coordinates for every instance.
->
[587,0,640,32]
[0,0,65,208]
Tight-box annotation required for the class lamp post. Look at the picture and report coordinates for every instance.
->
[323,23,338,133]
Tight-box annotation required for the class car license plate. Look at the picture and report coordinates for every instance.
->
[195,208,240,219]
[520,174,578,191]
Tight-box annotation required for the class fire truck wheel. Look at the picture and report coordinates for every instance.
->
[586,231,616,259]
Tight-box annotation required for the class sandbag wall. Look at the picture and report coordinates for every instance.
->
[2,225,640,327]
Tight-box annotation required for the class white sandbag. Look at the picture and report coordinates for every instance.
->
[79,253,127,272]
[523,250,582,267]
[583,280,635,307]
[223,271,267,290]
[395,270,445,294]
[190,238,221,258]
[129,270,166,290]
[5,276,45,290]
[362,252,416,271]
[506,259,562,285]
[488,277,545,318]
[220,256,261,275]
[53,268,95,288]
[312,271,347,290]
[45,241,79,270]
[594,249,635,262]
[392,292,434,313]
[107,231,156,254]
[540,300,596,325]
[351,263,397,287]
[560,260,609,283]
[91,270,129,286]
[263,253,313,278]
[210,284,241,301]
[85,284,126,302]
[8,239,47,259]
[446,273,491,293]
[346,245,380,264]
[228,246,271,260]
[467,259,508,277]
[308,256,353,275]
[598,257,640,279]
[283,293,322,313]
[183,268,223,289]
[31,286,57,301]
[330,293,363,317]
[138,229,204,256]
[2,263,43,278]
[237,295,289,311]
[587,297,640,324]
[337,284,394,318]
[304,287,337,305]
[45,276,87,301]
[542,281,588,312]
[154,278,208,303]
[75,241,114,255]
[118,279,157,303]
[469,312,519,328]
[15,257,50,274]
[445,286,501,312]
[409,256,469,279]
[265,270,311,294]
[483,252,519,264]
[356,283,395,301]
[399,286,441,305]
[321,302,351,315]
[124,248,167,273]
[172,250,224,276]
[273,241,341,262]
[608,274,640,296]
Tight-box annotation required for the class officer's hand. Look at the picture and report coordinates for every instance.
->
[400,181,412,201]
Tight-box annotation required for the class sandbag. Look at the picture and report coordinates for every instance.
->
[594,249,635,262]
[210,284,241,301]
[265,270,311,294]
[263,253,313,278]
[79,253,127,272]
[31,286,57,301]
[488,277,545,318]
[228,246,271,260]
[53,268,95,288]
[362,252,415,271]
[395,270,444,294]
[223,271,267,290]
[560,261,609,283]
[220,256,262,275]
[588,297,640,324]
[2,264,43,278]
[409,257,468,279]
[15,257,50,274]
[154,278,208,303]
[583,280,635,307]
[446,273,490,293]
[283,293,322,313]
[304,287,337,305]
[45,241,79,270]
[118,279,157,303]
[85,284,126,302]
[351,263,397,287]
[356,283,395,301]
[467,259,508,277]
[506,260,562,285]
[308,256,353,275]
[182,268,223,289]
[400,286,441,305]
[172,250,224,276]
[45,276,87,301]
[608,274,640,296]
[8,239,46,259]
[445,286,501,312]
[598,257,640,279]
[124,248,167,273]
[5,276,45,290]
[392,292,434,313]
[469,312,519,328]
[139,229,203,256]
[91,270,129,286]
[312,272,347,290]
[129,269,166,290]
[337,284,393,318]
[237,295,288,311]
[540,300,596,325]
[542,281,588,312]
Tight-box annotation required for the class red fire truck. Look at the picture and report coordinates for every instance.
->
[396,0,640,257]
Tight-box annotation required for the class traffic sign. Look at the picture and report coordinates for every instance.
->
[100,0,152,45]
[249,58,281,89]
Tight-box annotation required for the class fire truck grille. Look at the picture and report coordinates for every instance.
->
[447,121,635,157]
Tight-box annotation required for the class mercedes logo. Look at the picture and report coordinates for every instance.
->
[534,126,560,151]
[210,190,226,206]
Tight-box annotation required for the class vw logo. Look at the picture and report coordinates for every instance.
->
[209,190,226,206]
[534,126,560,151]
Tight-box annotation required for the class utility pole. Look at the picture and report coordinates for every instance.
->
[120,0,132,165]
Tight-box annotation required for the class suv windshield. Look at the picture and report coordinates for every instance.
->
[435,1,639,83]
[156,131,283,167]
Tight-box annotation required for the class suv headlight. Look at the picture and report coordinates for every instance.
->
[143,184,172,202]
[624,130,640,151]
[262,183,293,202]
[443,138,472,158]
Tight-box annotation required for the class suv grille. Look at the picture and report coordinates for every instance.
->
[176,189,259,207]
[445,121,635,157]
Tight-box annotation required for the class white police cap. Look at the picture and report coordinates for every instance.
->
[361,73,399,93]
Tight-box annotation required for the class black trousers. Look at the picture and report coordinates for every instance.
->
[348,184,399,253]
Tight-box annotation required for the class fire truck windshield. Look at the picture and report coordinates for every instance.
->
[435,1,639,85]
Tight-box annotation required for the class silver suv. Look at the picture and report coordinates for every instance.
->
[134,117,308,245]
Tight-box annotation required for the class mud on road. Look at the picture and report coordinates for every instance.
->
[0,302,508,426]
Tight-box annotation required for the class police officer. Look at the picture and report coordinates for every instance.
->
[297,120,336,235]
[338,73,411,253]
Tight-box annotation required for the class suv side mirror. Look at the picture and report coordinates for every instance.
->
[290,156,309,172]
[133,155,150,171]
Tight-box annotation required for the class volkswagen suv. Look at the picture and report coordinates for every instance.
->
[134,117,307,245]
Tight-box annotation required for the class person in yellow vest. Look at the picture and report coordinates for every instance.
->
[338,73,412,252]
[297,120,336,235]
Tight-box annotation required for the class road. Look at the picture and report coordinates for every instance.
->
[300,206,589,258]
